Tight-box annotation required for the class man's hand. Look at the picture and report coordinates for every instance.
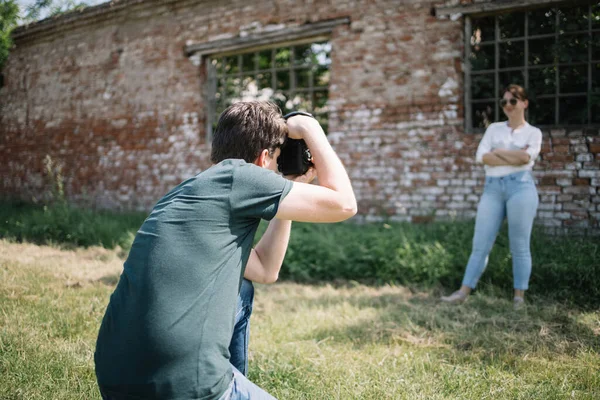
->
[284,167,317,184]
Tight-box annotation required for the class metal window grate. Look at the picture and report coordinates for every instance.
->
[206,42,331,140]
[465,2,600,132]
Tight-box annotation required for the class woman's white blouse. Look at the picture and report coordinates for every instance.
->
[475,121,543,177]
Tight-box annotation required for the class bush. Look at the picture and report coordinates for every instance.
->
[0,200,146,249]
[0,201,597,307]
[274,221,599,307]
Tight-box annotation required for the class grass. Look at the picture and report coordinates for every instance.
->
[2,200,599,308]
[0,201,145,250]
[1,240,598,399]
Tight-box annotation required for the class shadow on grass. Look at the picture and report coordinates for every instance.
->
[294,287,600,359]
[96,274,120,286]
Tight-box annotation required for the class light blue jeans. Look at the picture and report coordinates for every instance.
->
[218,279,277,400]
[462,171,539,291]
[218,366,277,400]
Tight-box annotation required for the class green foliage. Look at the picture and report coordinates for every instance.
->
[469,3,600,128]
[42,154,66,205]
[22,0,88,23]
[0,200,145,249]
[212,42,331,132]
[0,200,597,306]
[266,221,600,307]
[0,0,19,72]
[1,0,89,75]
[0,154,146,249]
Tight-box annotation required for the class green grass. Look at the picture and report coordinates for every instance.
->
[1,241,598,399]
[0,200,146,250]
[1,200,599,308]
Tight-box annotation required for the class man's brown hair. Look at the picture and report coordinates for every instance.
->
[210,101,288,164]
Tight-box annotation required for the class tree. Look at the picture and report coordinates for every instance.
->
[0,0,19,74]
[0,0,89,78]
[23,0,88,24]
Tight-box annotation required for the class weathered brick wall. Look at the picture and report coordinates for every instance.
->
[1,0,210,209]
[1,0,598,233]
[535,129,600,233]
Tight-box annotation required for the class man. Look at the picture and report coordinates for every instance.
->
[94,101,357,400]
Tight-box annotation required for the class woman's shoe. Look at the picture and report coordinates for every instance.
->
[513,296,525,310]
[440,290,468,304]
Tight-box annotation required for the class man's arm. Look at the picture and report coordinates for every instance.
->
[244,168,317,284]
[275,116,357,223]
[244,115,356,283]
[244,219,291,284]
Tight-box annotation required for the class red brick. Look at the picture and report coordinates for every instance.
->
[574,178,590,186]
[544,153,574,162]
[552,145,570,153]
[412,215,434,224]
[539,177,556,185]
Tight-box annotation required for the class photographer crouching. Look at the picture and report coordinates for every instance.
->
[94,101,357,400]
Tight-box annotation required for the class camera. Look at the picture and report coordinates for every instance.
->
[277,111,315,176]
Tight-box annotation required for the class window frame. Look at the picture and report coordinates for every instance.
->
[205,40,331,141]
[184,18,349,141]
[464,2,600,133]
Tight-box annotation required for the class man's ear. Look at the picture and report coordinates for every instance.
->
[523,99,529,110]
[254,149,270,168]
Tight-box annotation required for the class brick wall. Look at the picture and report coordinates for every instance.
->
[0,0,598,234]
[534,128,600,234]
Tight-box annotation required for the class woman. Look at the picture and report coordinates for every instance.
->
[441,84,542,309]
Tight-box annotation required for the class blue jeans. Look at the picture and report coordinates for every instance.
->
[462,171,539,291]
[217,366,277,400]
[218,279,276,399]
[229,278,254,376]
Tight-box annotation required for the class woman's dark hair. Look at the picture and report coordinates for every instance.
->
[210,101,288,164]
[504,84,528,101]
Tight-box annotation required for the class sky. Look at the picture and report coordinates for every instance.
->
[16,0,107,22]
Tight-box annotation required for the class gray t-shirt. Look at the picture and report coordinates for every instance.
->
[95,159,293,400]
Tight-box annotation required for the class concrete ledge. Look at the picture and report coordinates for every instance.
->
[434,0,578,18]
[184,17,350,58]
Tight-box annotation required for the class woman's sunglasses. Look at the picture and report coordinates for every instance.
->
[499,98,519,107]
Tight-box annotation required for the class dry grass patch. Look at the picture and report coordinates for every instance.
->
[0,240,123,287]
